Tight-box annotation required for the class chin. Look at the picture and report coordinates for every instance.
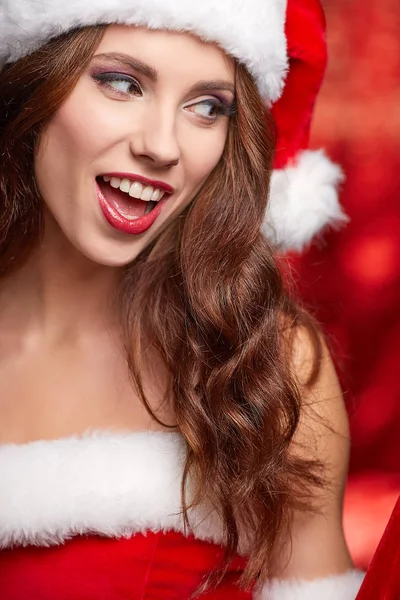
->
[70,235,146,268]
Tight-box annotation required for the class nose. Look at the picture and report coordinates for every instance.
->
[129,109,180,168]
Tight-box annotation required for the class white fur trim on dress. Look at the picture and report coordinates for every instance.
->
[257,571,365,600]
[0,0,288,103]
[265,150,347,252]
[0,430,223,549]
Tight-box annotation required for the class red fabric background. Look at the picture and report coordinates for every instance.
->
[292,0,400,569]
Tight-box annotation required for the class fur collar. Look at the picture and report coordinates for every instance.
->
[0,430,223,549]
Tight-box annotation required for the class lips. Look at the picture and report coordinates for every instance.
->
[96,179,170,235]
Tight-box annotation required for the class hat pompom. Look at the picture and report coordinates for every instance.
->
[264,149,347,251]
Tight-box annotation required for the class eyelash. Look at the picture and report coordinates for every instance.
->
[186,98,237,122]
[91,71,236,123]
[92,72,142,97]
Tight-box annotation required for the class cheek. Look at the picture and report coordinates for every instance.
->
[37,109,102,174]
[158,125,228,229]
[182,124,228,187]
[35,89,128,187]
[35,110,94,198]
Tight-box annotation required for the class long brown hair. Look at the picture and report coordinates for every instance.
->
[0,26,324,591]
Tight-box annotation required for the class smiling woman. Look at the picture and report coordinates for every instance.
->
[0,2,363,600]
[31,27,237,265]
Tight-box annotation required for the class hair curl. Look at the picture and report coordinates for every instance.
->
[0,26,324,593]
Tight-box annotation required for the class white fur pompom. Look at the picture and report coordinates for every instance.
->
[264,150,347,252]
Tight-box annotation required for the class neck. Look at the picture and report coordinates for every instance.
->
[0,228,122,342]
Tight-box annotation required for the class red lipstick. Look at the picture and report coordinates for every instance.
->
[96,181,170,235]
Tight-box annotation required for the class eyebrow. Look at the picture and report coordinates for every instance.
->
[93,52,158,80]
[92,52,235,95]
[188,80,235,95]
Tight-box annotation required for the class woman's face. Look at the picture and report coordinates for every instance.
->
[35,26,235,266]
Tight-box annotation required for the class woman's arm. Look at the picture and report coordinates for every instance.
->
[258,328,364,598]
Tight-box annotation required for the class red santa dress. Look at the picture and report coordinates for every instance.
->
[0,430,252,599]
[0,430,365,599]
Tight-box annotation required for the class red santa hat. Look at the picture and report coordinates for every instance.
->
[0,0,346,251]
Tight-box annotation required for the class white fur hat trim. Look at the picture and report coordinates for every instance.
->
[0,0,288,103]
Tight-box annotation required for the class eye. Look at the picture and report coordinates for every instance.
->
[192,100,222,119]
[185,99,235,122]
[92,72,142,97]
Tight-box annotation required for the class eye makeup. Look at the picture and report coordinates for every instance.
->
[185,97,237,123]
[90,70,142,98]
[88,55,237,119]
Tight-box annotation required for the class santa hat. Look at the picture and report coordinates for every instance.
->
[0,0,346,251]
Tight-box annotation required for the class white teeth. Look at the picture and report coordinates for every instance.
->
[141,186,154,201]
[102,175,167,202]
[119,178,131,193]
[129,182,143,199]
[110,177,121,188]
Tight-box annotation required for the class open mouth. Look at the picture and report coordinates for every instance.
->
[96,174,172,235]
[96,175,164,220]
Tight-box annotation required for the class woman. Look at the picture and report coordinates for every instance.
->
[0,0,364,598]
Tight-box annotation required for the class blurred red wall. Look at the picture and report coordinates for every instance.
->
[295,0,400,568]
